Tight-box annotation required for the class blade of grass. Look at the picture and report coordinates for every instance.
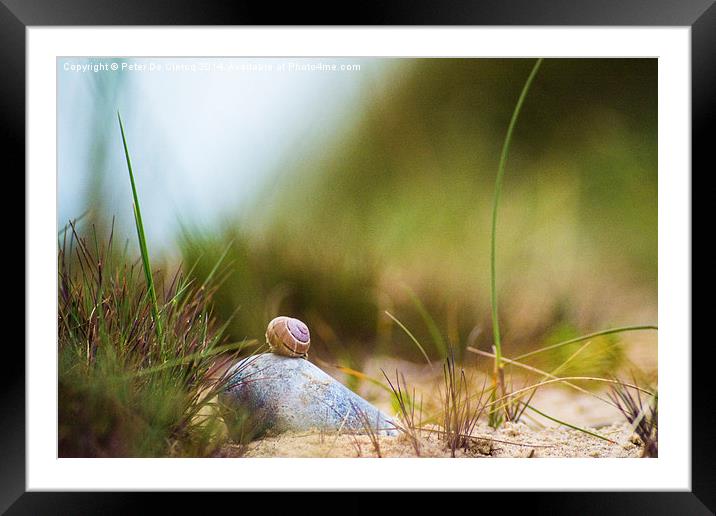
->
[130,339,257,378]
[384,310,432,367]
[513,325,658,361]
[485,376,654,414]
[402,284,447,358]
[332,364,394,395]
[490,58,543,373]
[57,209,90,237]
[549,340,593,376]
[467,347,617,408]
[200,239,234,291]
[521,403,615,443]
[518,339,593,421]
[117,111,163,346]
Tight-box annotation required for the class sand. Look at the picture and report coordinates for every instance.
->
[216,421,644,458]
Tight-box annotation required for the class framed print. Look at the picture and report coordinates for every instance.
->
[5,0,712,513]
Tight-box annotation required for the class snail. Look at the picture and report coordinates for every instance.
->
[266,316,311,358]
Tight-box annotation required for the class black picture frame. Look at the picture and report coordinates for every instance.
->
[4,1,711,513]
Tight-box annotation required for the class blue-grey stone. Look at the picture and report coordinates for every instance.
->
[219,353,398,437]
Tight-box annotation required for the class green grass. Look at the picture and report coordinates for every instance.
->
[513,324,657,362]
[57,116,246,457]
[58,222,238,456]
[488,59,543,427]
[384,310,433,367]
[118,111,163,346]
[402,285,448,359]
[382,370,422,456]
[441,348,490,457]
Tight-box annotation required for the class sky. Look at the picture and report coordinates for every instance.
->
[57,57,400,251]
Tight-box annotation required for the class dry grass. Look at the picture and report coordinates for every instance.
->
[58,221,241,456]
[439,351,490,457]
[383,370,423,456]
[609,377,658,457]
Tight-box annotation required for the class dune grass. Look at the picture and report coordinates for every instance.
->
[57,115,243,457]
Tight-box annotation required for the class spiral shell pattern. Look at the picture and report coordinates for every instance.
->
[266,316,311,358]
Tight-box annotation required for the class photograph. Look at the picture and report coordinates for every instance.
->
[56,56,659,459]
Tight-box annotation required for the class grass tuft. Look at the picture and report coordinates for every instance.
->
[58,222,239,456]
[57,115,244,457]
[383,370,422,456]
[608,376,658,457]
[351,402,383,457]
[441,348,489,457]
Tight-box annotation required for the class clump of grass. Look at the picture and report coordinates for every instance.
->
[383,370,423,456]
[441,349,489,457]
[58,222,238,456]
[58,113,244,456]
[608,377,658,457]
[351,403,383,457]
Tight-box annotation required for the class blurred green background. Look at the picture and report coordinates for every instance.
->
[59,58,657,370]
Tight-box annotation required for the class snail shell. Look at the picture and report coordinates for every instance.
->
[266,316,311,358]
